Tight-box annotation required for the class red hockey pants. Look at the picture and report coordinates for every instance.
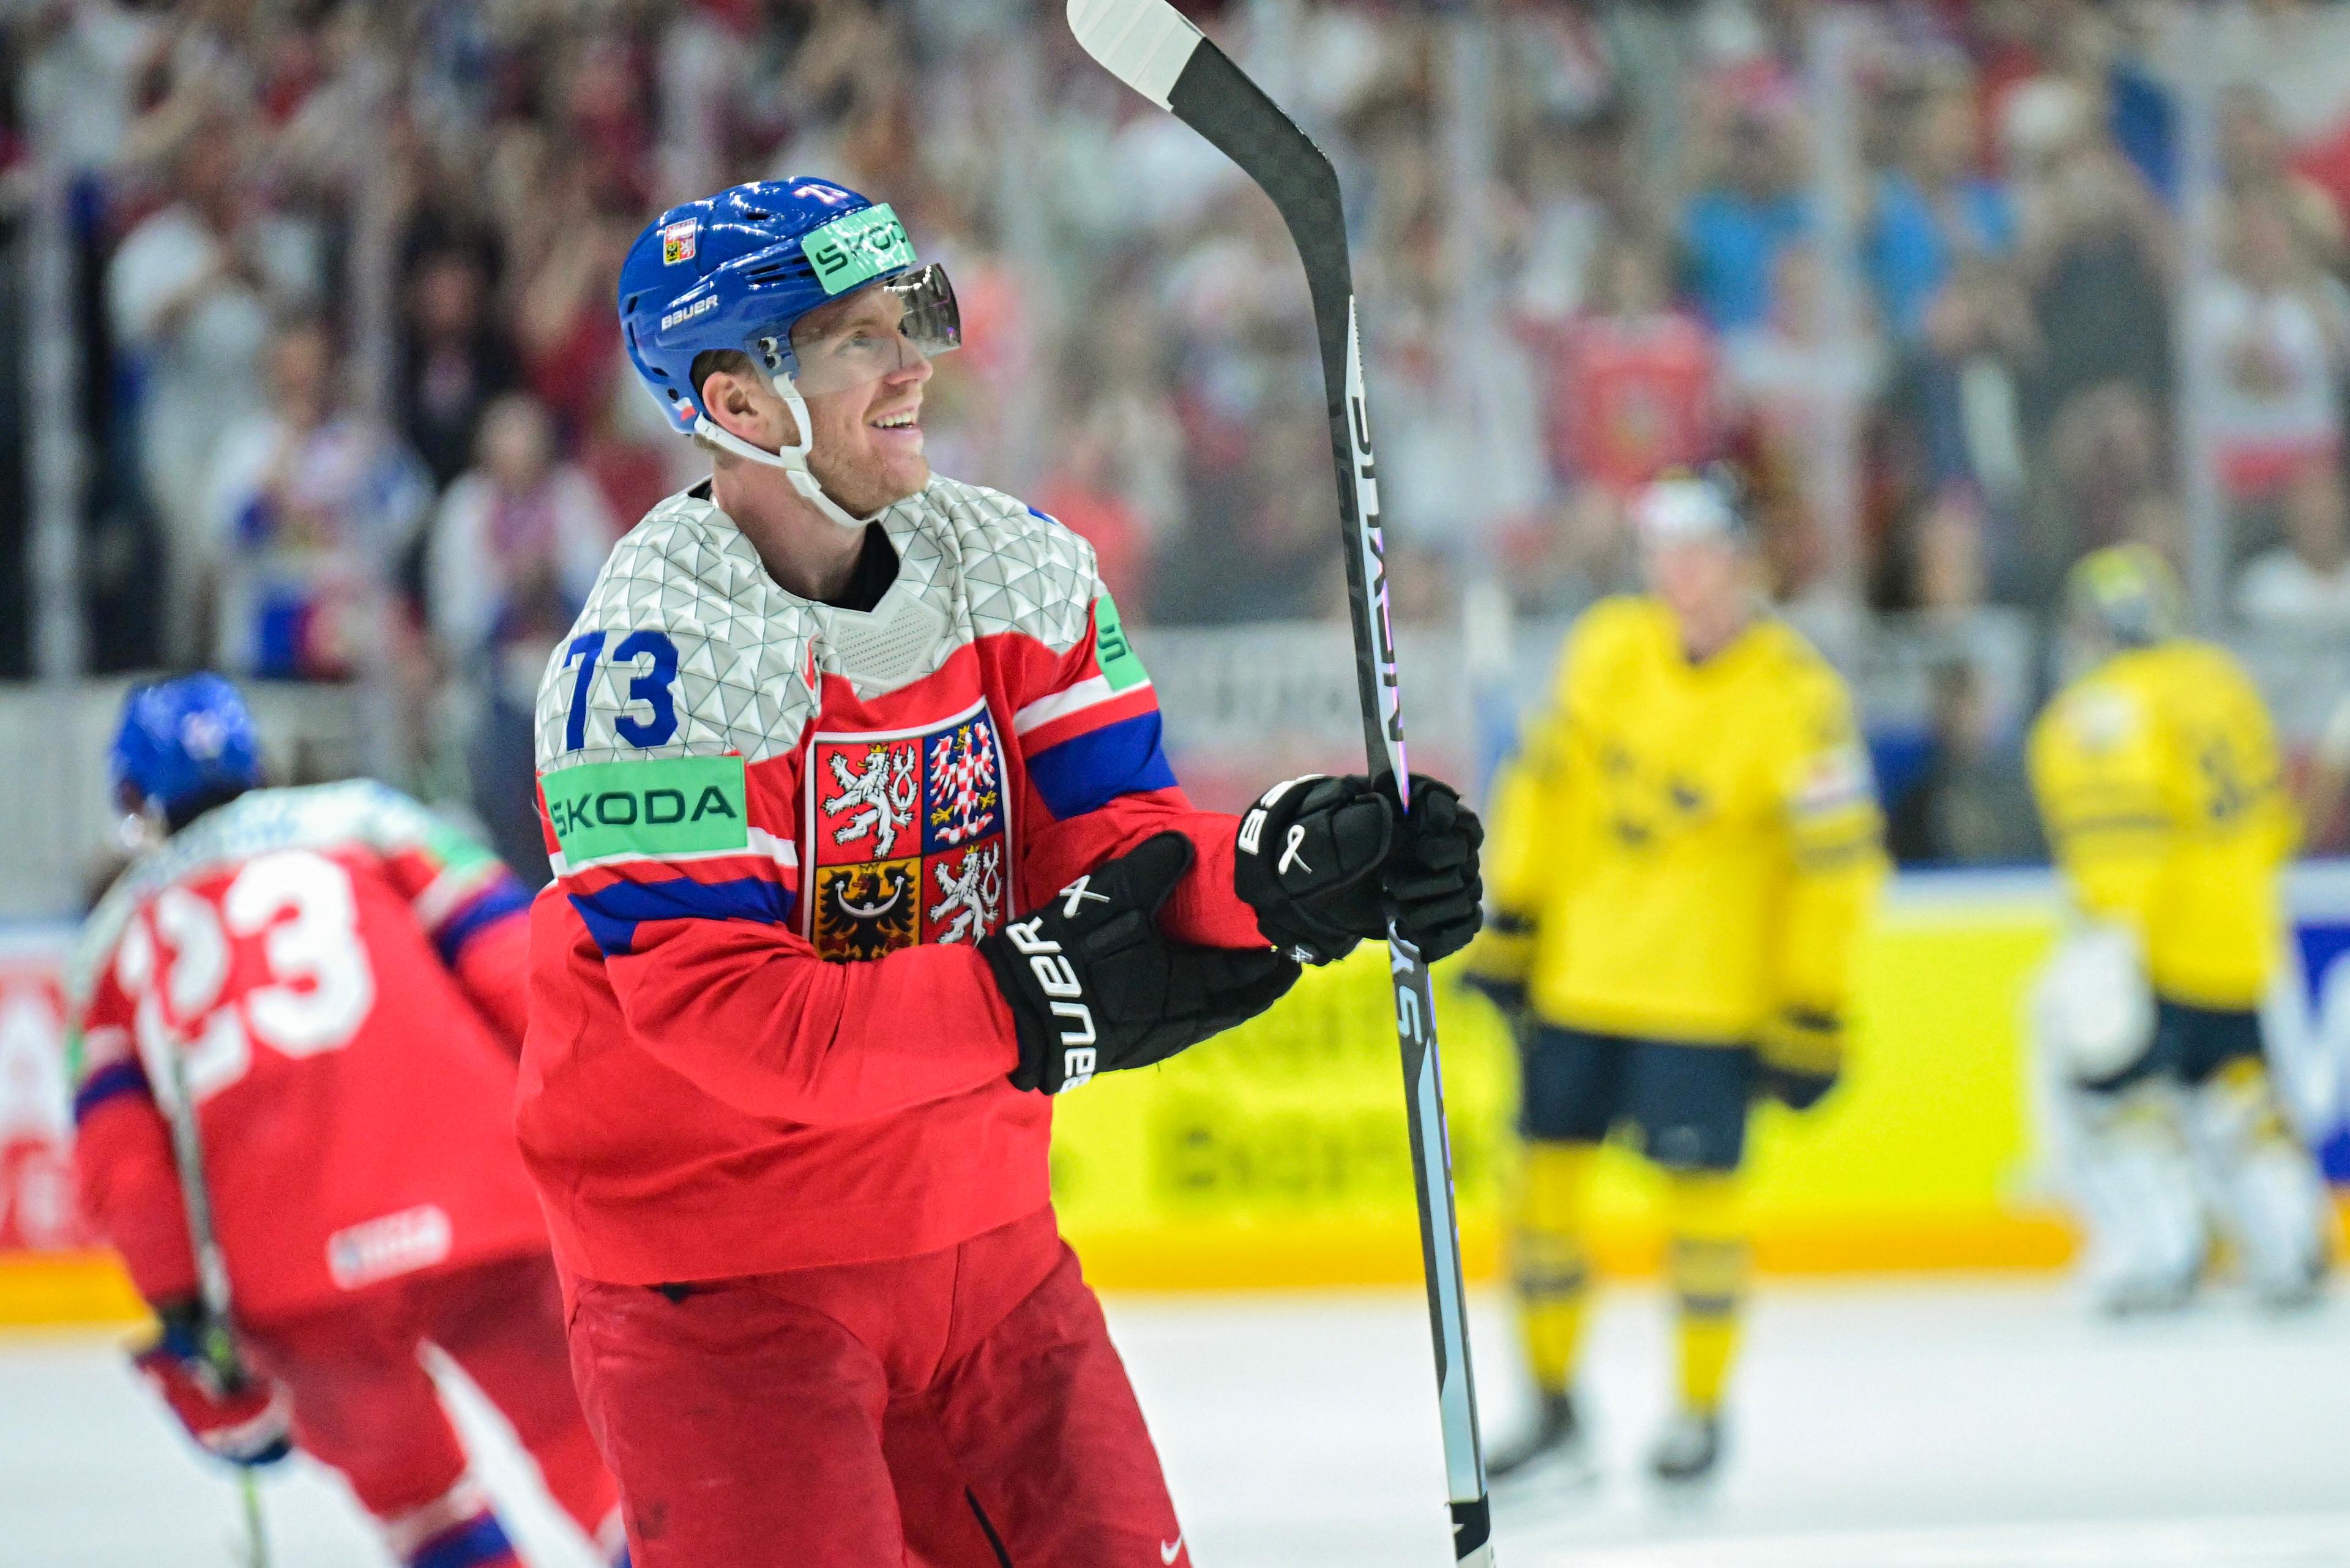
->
[242,1251,620,1556]
[564,1204,1191,1567]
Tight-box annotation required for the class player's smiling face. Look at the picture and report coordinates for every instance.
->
[796,284,936,513]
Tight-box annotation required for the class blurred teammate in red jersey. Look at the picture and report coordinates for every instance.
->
[69,674,626,1568]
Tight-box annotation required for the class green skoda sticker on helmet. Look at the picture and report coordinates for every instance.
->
[802,204,917,296]
[545,755,748,867]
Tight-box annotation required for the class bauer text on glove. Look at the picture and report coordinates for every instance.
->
[985,832,1301,1094]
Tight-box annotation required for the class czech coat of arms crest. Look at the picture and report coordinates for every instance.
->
[806,700,1010,961]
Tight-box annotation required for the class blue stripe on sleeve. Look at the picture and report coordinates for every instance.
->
[1025,711,1179,821]
[568,876,796,957]
[72,1059,152,1124]
[409,1514,517,1568]
[432,876,534,966]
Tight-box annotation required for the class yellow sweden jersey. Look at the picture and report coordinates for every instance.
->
[2028,640,2294,1009]
[1477,597,1887,1044]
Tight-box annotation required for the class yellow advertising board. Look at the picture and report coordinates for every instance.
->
[1055,887,2077,1289]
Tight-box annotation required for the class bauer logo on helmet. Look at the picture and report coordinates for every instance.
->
[658,293,720,334]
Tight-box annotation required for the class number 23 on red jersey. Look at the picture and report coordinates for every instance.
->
[110,849,376,1107]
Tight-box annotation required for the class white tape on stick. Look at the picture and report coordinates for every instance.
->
[1067,0,1203,110]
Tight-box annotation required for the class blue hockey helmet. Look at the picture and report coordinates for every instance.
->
[616,178,960,524]
[109,673,264,823]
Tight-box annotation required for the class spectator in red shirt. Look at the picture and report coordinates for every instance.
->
[1539,232,1719,497]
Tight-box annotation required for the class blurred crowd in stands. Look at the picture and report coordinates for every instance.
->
[9,0,2350,874]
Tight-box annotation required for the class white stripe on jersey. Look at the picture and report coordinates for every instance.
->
[1014,672,1152,736]
[411,862,504,930]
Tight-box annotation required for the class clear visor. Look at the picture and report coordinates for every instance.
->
[765,263,962,397]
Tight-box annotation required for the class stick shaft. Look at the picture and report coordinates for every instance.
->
[1163,42,1493,1562]
[239,1471,270,1568]
[147,1046,272,1568]
[1063,8,1495,1554]
[1329,288,1494,1568]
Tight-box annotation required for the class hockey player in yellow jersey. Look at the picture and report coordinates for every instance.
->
[1466,474,1885,1487]
[2028,545,2329,1313]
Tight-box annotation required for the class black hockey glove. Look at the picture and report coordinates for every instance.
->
[1463,906,1539,1047]
[130,1299,293,1469]
[985,832,1302,1095]
[1382,777,1485,960]
[1234,774,1485,965]
[1756,1008,1843,1111]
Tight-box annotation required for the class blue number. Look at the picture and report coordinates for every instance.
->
[562,632,608,752]
[562,629,679,751]
[611,630,681,748]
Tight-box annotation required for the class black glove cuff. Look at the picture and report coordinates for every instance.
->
[984,913,1105,1095]
[1758,1061,1837,1112]
[983,936,1052,1092]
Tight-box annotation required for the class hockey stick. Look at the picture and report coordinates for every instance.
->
[146,1042,272,1568]
[1065,4,1494,1561]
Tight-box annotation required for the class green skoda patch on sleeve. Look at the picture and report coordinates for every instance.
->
[801,204,917,296]
[421,816,499,877]
[544,755,749,867]
[1094,591,1149,692]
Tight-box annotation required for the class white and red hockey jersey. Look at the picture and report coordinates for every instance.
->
[525,477,1266,1285]
[69,783,546,1323]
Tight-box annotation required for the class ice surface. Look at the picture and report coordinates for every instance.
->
[1121,1280,2350,1568]
[0,1334,607,1568]
[3,1279,2345,1567]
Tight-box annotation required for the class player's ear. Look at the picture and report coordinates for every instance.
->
[701,368,752,441]
[704,367,800,454]
[703,368,752,436]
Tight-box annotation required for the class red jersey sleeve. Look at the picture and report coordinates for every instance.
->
[1003,585,1266,949]
[67,974,199,1307]
[542,750,1018,1127]
[364,790,537,1052]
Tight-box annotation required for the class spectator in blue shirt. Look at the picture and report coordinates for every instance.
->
[1868,83,2016,343]
[1679,103,1811,333]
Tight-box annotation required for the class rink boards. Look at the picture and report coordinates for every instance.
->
[6,866,2350,1318]
[1053,869,2077,1290]
[1054,862,2350,1289]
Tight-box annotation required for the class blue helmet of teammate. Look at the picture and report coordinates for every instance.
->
[616,178,960,526]
[110,673,264,824]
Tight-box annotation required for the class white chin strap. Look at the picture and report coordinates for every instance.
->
[693,374,867,531]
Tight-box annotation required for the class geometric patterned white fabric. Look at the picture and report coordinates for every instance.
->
[69,780,453,1004]
[535,476,1099,777]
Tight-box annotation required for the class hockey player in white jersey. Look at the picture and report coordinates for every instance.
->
[2030,547,2332,1313]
